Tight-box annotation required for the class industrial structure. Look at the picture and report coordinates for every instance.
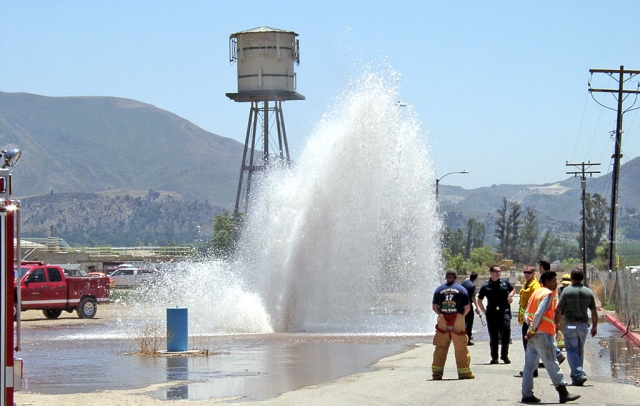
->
[226,26,304,216]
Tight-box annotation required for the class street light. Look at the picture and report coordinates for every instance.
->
[435,170,469,199]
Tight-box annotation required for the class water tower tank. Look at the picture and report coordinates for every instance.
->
[228,26,304,101]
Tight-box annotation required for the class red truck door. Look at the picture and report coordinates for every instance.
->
[45,267,66,307]
[22,267,65,309]
[21,267,47,308]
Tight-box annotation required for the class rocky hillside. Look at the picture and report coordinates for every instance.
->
[19,190,222,246]
[0,91,243,209]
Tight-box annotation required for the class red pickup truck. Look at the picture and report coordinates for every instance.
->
[16,262,111,319]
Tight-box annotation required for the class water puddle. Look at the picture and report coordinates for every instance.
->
[594,322,640,386]
[17,316,422,401]
[16,312,640,402]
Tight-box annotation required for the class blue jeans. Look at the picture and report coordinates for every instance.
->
[522,332,567,397]
[564,322,589,382]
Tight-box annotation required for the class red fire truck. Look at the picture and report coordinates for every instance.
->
[1,148,23,405]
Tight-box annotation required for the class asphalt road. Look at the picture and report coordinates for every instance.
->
[244,319,639,405]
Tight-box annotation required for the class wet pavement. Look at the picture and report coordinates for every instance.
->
[18,321,423,401]
[15,308,640,402]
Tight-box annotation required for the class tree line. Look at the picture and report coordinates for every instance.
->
[443,192,609,273]
[208,193,611,273]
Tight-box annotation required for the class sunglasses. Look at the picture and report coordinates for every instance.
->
[523,271,534,274]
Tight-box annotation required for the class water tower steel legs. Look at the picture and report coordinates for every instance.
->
[233,100,291,217]
[275,102,290,162]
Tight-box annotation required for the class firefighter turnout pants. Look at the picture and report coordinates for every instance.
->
[432,313,474,379]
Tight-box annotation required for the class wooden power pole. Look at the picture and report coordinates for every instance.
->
[589,66,640,271]
[566,161,600,277]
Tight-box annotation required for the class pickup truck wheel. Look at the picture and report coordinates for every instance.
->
[77,297,97,319]
[42,309,63,319]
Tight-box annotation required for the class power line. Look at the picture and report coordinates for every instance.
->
[588,65,640,271]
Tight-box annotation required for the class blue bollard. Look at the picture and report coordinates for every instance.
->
[167,308,188,352]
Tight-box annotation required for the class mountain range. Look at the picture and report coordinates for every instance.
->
[439,158,640,240]
[0,91,242,207]
[2,91,639,245]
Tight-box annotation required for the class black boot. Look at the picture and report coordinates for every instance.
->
[521,394,541,403]
[556,385,580,403]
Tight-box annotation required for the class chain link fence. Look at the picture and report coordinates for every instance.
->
[588,268,640,332]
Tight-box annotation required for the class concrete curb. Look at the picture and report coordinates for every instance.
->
[598,306,640,348]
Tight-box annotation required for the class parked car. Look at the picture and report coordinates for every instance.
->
[87,272,115,288]
[64,269,87,277]
[110,267,156,288]
[103,264,119,275]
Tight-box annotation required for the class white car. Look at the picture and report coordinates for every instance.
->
[110,267,156,288]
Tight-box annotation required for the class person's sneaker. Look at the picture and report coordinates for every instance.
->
[467,341,474,346]
[573,376,587,386]
[489,359,499,364]
[557,354,566,365]
[521,394,541,403]
[501,356,511,364]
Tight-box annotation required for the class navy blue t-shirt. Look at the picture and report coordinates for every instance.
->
[432,282,470,314]
[478,278,514,315]
[461,279,476,307]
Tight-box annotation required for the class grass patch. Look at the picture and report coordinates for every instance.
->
[604,303,616,312]
[110,288,145,303]
[590,280,606,305]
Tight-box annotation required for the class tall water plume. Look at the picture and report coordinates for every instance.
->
[234,69,443,333]
[129,69,442,336]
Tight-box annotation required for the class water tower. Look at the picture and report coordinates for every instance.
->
[227,26,304,215]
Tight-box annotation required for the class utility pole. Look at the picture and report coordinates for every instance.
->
[588,66,640,271]
[566,161,600,277]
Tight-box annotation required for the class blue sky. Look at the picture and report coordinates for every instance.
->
[1,1,639,191]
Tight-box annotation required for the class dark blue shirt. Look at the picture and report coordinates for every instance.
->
[461,279,477,308]
[432,282,470,314]
[478,278,514,315]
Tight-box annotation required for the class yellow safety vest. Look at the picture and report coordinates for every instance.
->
[518,277,541,324]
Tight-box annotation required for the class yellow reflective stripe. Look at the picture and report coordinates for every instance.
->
[457,367,471,373]
[519,307,526,315]
[542,315,554,324]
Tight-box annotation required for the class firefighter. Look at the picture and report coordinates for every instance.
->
[431,269,474,380]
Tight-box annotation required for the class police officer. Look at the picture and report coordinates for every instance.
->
[478,265,515,364]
